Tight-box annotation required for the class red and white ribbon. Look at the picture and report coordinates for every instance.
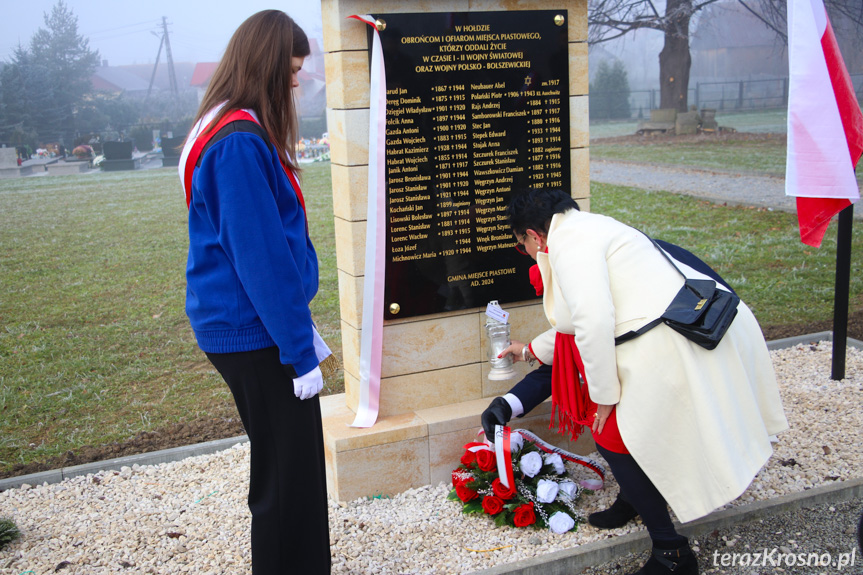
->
[474,427,606,491]
[348,14,387,428]
[514,428,606,490]
[494,425,515,489]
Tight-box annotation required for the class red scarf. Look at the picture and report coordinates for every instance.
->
[550,331,629,453]
[551,332,595,440]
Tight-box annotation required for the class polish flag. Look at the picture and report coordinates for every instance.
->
[785,0,863,247]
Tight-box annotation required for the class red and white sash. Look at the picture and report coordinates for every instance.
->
[178,105,306,222]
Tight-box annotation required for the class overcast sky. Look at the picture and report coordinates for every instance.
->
[1,1,324,66]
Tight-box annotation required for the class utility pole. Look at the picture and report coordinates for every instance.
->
[146,17,179,99]
[161,16,178,96]
[146,32,164,101]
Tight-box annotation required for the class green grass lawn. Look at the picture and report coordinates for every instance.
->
[590,133,790,175]
[590,126,862,185]
[588,109,789,140]
[0,163,339,474]
[1,133,861,476]
[591,183,863,326]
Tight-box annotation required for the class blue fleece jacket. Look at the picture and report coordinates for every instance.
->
[185,131,320,376]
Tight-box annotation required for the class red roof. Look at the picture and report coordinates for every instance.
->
[189,55,325,88]
[190,62,219,87]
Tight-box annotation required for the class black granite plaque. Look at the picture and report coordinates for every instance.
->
[375,10,571,319]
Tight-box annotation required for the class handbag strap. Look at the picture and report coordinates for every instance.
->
[613,232,698,346]
[641,231,687,280]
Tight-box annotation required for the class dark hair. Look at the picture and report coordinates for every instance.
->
[506,189,580,236]
[191,10,310,171]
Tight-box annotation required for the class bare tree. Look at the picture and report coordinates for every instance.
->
[588,0,863,112]
[740,0,863,43]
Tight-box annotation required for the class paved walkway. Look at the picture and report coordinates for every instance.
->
[591,159,863,219]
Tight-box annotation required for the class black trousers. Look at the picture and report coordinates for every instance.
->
[596,444,682,545]
[207,347,331,575]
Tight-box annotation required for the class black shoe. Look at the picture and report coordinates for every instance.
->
[631,540,699,575]
[588,494,639,529]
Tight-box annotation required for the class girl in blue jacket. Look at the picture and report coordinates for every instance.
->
[179,11,331,574]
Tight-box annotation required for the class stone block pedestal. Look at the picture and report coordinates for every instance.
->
[321,0,591,502]
[322,393,595,502]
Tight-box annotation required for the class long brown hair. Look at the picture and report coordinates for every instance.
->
[191,10,310,171]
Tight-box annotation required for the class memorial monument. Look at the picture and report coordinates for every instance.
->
[0,148,27,178]
[320,0,590,502]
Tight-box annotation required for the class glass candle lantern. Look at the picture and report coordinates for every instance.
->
[486,316,516,381]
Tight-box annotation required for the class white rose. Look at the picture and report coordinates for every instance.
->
[543,452,566,475]
[509,433,524,454]
[557,480,579,500]
[519,451,543,477]
[548,511,575,534]
[536,479,559,503]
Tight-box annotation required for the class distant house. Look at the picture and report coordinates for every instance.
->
[120,62,197,96]
[90,60,198,98]
[298,39,327,122]
[91,62,154,98]
[190,62,219,103]
[186,39,327,129]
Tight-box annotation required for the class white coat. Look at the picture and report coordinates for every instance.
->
[530,209,788,522]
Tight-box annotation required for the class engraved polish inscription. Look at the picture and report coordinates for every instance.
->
[377,11,571,318]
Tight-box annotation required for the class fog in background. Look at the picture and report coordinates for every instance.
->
[1,1,324,67]
[590,2,863,90]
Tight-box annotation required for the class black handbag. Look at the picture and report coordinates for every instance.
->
[615,238,740,350]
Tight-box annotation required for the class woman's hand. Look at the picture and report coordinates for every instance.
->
[592,404,615,435]
[497,340,526,362]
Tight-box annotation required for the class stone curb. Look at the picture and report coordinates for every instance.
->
[0,435,249,492]
[764,331,862,351]
[467,477,863,575]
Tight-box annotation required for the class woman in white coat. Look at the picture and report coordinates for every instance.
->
[499,189,788,575]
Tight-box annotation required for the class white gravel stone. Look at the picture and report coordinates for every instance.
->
[1,342,861,574]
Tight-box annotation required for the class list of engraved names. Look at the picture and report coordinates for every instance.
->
[379,12,570,317]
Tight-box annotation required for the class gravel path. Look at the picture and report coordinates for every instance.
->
[2,342,861,574]
[591,159,863,220]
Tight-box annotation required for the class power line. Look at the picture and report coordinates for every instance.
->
[81,19,162,37]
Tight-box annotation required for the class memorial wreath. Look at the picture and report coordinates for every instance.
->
[447,428,606,533]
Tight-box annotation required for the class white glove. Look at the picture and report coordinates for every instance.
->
[293,365,323,400]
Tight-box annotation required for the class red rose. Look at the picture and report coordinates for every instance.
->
[492,478,517,500]
[481,495,504,515]
[460,450,477,467]
[455,483,479,503]
[476,449,497,472]
[513,503,536,527]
